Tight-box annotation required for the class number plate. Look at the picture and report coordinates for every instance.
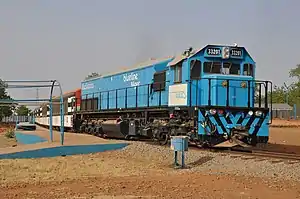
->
[230,48,242,57]
[206,47,221,56]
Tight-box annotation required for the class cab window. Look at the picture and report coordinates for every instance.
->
[203,62,221,74]
[173,62,182,83]
[223,62,240,75]
[153,71,166,91]
[190,60,201,79]
[243,64,254,76]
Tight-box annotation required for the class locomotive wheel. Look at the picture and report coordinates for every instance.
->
[201,141,211,148]
[125,134,131,140]
[249,135,258,146]
[92,128,97,136]
[158,132,169,145]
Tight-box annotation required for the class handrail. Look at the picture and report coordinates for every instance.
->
[79,78,272,113]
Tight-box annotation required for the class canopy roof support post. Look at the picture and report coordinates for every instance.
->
[1,80,64,145]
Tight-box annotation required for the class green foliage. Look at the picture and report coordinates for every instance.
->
[270,85,287,103]
[16,105,31,116]
[0,79,14,121]
[289,64,300,81]
[269,65,300,106]
[5,127,15,139]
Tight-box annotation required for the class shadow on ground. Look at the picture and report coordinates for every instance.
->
[0,143,129,159]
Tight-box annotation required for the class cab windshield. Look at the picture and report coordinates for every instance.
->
[203,62,240,75]
[203,62,254,77]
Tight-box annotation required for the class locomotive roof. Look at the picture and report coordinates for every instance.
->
[83,56,174,82]
[83,44,251,82]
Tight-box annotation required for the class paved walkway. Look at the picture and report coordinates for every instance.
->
[0,126,123,155]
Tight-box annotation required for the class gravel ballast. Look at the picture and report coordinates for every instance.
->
[116,141,300,182]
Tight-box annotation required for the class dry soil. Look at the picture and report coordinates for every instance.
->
[0,125,300,198]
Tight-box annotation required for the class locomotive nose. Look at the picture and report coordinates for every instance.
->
[203,75,254,108]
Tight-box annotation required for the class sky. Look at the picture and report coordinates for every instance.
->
[0,0,299,105]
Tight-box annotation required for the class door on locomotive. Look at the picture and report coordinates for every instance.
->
[186,45,271,146]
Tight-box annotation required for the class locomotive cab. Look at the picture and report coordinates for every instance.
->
[169,45,272,147]
[196,46,271,146]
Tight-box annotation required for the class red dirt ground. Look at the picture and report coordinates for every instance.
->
[1,172,300,199]
[0,123,300,198]
[270,119,300,128]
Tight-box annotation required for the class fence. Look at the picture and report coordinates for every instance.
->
[270,103,298,120]
[1,116,34,123]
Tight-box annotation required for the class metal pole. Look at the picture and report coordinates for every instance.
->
[294,104,297,120]
[60,89,64,145]
[181,151,185,168]
[0,99,50,103]
[50,80,65,145]
[50,81,55,143]
[7,85,56,88]
[49,100,53,142]
[4,80,55,83]
[174,151,178,166]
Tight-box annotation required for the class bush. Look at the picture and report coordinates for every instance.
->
[5,128,15,139]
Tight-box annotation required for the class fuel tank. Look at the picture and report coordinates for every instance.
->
[101,120,129,138]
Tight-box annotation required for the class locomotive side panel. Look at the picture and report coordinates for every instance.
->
[81,59,172,111]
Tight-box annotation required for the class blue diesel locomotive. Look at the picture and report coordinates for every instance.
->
[75,44,272,147]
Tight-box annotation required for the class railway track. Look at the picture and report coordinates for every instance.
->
[31,124,300,162]
[221,147,300,162]
[250,150,300,161]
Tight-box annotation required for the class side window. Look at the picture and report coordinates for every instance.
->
[190,60,202,79]
[243,64,254,76]
[223,63,240,75]
[203,62,221,74]
[173,62,182,83]
[153,71,166,91]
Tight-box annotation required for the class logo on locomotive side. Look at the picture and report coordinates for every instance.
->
[82,83,95,90]
[175,91,187,99]
[123,72,140,87]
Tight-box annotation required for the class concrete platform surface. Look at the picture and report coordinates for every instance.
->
[0,143,128,159]
[0,126,126,156]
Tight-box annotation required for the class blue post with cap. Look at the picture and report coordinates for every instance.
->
[170,136,189,168]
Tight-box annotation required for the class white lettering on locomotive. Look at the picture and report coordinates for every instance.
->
[123,72,140,87]
[82,83,95,90]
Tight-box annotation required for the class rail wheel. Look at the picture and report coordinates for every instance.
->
[158,132,169,145]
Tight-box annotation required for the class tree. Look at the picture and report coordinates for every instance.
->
[85,72,101,80]
[266,65,300,106]
[0,79,14,121]
[289,64,300,81]
[16,105,31,116]
[269,85,286,103]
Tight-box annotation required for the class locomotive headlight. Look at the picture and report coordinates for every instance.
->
[248,110,253,116]
[255,110,263,116]
[209,109,217,115]
[222,80,228,87]
[240,82,247,88]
